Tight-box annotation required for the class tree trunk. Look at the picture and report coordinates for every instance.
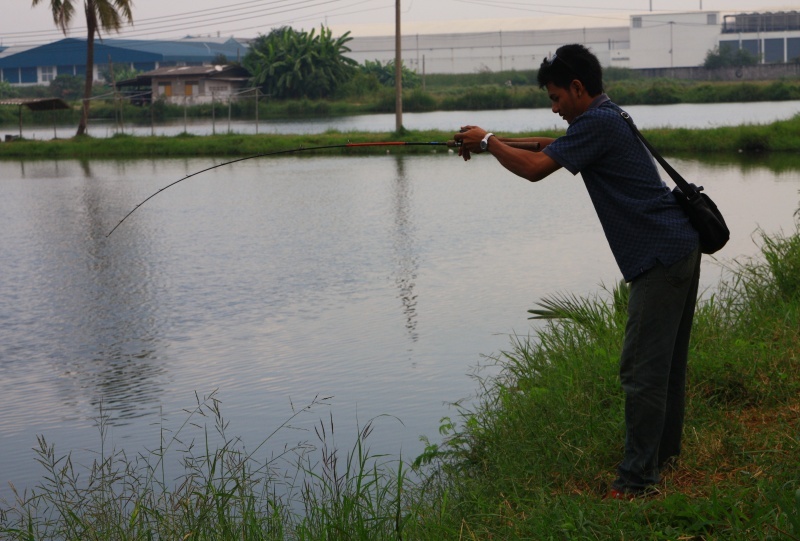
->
[77,10,96,136]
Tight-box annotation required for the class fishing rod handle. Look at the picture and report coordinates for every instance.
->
[446,140,541,151]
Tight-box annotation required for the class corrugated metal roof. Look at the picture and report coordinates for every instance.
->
[0,37,249,69]
[145,64,249,76]
[0,38,161,68]
[103,37,249,62]
[0,98,70,111]
[116,64,250,87]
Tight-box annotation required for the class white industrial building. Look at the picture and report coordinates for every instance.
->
[346,10,800,74]
[2,9,799,86]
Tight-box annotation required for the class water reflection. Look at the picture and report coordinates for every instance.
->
[3,159,168,426]
[79,168,166,420]
[391,155,419,343]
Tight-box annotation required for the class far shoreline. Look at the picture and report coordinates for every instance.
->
[0,115,799,159]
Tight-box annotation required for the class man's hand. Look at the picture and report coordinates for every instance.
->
[452,125,489,162]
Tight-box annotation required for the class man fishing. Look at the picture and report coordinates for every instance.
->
[452,43,701,499]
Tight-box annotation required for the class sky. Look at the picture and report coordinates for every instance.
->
[1,0,795,47]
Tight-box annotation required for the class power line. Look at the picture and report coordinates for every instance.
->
[3,0,389,47]
[453,0,637,13]
[451,0,632,25]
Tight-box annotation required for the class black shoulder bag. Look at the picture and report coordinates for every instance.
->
[620,111,730,255]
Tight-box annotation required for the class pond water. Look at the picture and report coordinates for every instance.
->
[1,145,800,503]
[11,100,800,140]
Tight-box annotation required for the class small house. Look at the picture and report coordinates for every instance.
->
[118,64,252,105]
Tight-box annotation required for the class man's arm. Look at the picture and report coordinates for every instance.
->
[495,135,556,150]
[454,127,562,182]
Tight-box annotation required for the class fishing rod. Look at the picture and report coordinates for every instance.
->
[106,139,540,237]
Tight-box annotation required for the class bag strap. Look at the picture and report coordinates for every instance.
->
[619,110,701,199]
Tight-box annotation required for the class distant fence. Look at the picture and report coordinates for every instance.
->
[635,63,800,81]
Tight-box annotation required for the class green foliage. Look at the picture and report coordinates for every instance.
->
[759,227,800,303]
[49,74,84,100]
[602,78,800,106]
[333,71,382,99]
[360,59,421,89]
[440,85,515,110]
[403,88,437,112]
[0,81,18,99]
[638,115,800,153]
[704,43,760,69]
[243,25,357,99]
[0,393,412,540]
[99,63,140,85]
[418,222,800,539]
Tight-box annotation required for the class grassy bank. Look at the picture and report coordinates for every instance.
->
[2,219,799,539]
[0,130,465,159]
[2,114,800,159]
[413,223,800,539]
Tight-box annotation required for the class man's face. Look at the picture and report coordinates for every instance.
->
[545,81,583,125]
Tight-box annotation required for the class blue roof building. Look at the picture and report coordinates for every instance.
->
[0,36,249,85]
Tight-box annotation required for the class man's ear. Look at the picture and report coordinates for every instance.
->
[570,79,585,97]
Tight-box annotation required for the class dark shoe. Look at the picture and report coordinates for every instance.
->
[658,455,679,473]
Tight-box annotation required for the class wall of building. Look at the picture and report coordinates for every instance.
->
[636,62,800,80]
[346,26,629,74]
[627,12,722,69]
[720,32,800,63]
[5,12,800,86]
[153,77,241,105]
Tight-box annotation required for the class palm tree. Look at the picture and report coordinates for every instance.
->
[31,0,133,135]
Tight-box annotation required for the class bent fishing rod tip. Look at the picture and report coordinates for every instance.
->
[105,139,502,237]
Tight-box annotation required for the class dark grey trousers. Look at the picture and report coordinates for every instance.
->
[613,247,702,493]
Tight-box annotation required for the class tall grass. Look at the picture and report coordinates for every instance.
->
[416,221,800,539]
[0,393,413,540]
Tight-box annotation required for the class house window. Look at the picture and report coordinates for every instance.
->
[789,37,800,62]
[632,17,642,28]
[41,66,56,83]
[764,38,784,63]
[707,14,718,25]
[158,82,172,97]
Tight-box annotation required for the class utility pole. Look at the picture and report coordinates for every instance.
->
[669,21,674,68]
[395,0,403,132]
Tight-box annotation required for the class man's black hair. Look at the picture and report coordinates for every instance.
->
[537,44,604,96]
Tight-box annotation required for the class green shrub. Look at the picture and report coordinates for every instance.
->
[440,86,515,110]
[403,89,437,112]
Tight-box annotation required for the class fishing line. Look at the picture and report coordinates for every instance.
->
[106,138,541,237]
[106,140,457,237]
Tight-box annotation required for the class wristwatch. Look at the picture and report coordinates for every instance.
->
[480,132,494,151]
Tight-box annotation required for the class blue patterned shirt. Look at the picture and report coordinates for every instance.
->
[543,95,698,281]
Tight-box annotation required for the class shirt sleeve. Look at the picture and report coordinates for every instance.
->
[542,112,610,176]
